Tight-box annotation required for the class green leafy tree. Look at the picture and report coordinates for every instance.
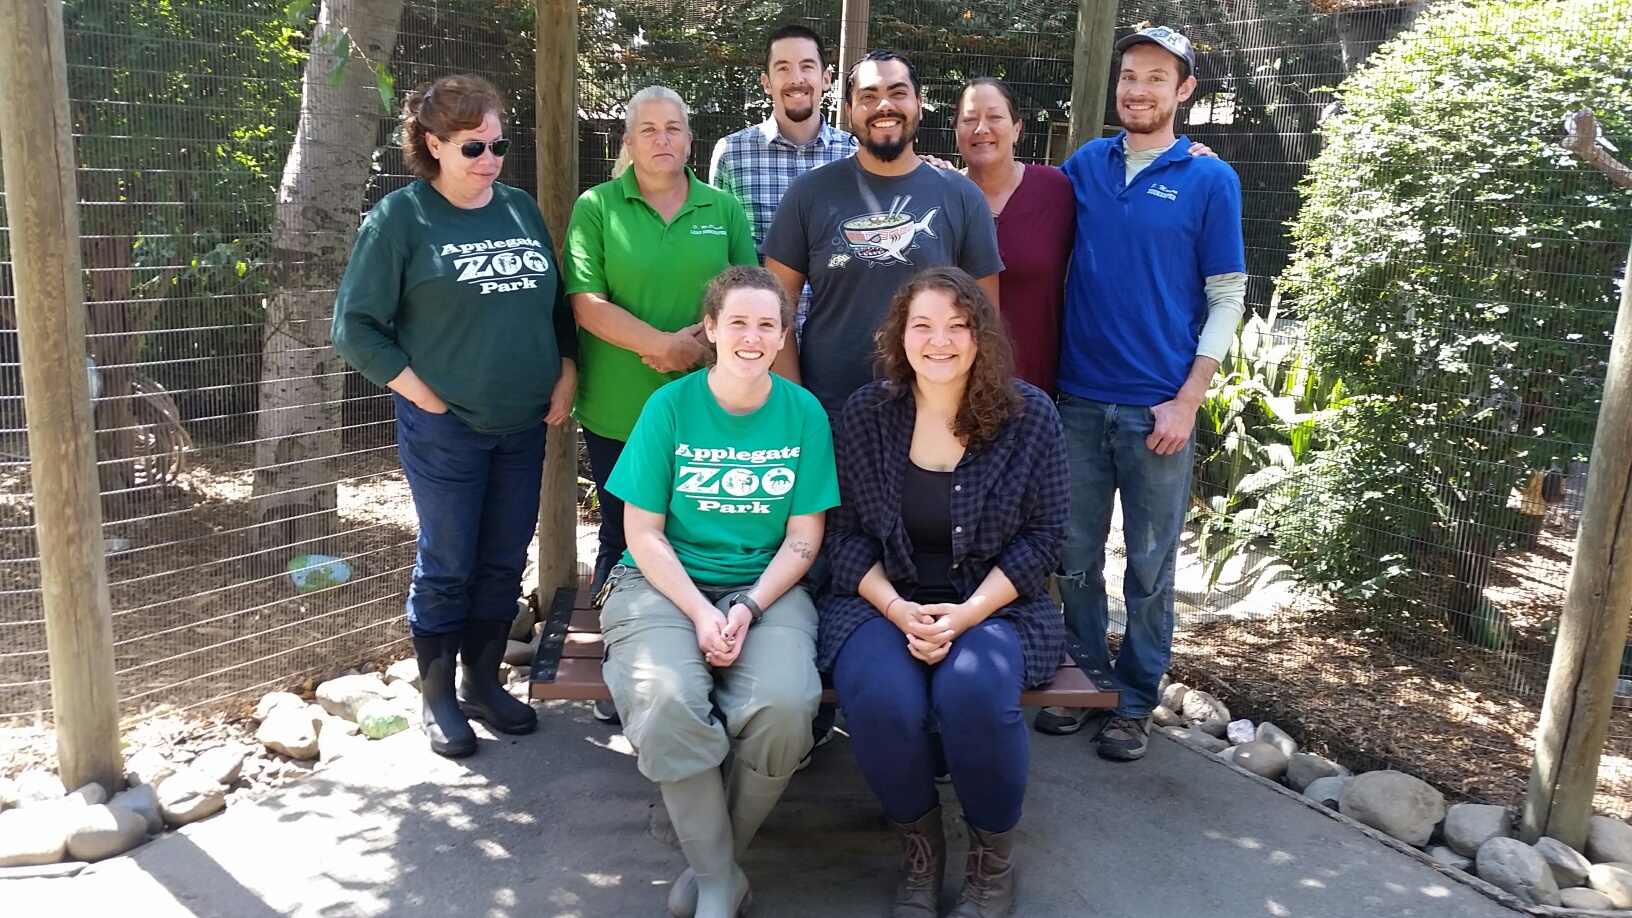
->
[1276,0,1632,641]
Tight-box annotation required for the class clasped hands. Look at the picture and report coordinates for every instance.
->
[640,323,708,373]
[693,602,753,668]
[886,598,962,665]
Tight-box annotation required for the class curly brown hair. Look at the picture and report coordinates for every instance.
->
[700,266,794,366]
[875,267,1021,451]
[401,74,504,180]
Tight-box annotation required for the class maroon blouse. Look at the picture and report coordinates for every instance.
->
[994,164,1075,394]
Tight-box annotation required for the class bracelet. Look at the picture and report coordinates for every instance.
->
[885,596,903,618]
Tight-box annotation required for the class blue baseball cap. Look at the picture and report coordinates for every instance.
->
[1115,25,1196,73]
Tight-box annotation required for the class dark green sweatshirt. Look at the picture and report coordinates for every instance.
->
[332,179,578,435]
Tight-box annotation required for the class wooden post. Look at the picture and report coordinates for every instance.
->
[536,0,581,594]
[1066,0,1119,158]
[1521,114,1632,849]
[832,0,869,128]
[1521,238,1632,848]
[0,0,123,793]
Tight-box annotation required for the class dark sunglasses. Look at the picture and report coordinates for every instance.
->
[448,138,510,158]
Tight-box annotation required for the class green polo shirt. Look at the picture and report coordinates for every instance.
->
[564,167,758,441]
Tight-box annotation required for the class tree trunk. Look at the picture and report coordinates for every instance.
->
[253,0,405,551]
[1331,1,1429,74]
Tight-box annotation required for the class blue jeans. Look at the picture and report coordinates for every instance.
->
[834,615,1027,833]
[395,394,544,637]
[1056,395,1193,719]
[582,429,627,594]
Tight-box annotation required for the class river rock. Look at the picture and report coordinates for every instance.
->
[108,785,163,835]
[1587,815,1632,865]
[1159,681,1189,714]
[1215,746,1236,763]
[0,807,68,866]
[1304,775,1351,809]
[384,658,420,687]
[1534,836,1590,888]
[1285,753,1345,792]
[1255,722,1298,758]
[256,703,323,760]
[509,597,536,642]
[1589,862,1632,908]
[1150,705,1182,728]
[124,749,175,788]
[1231,741,1289,780]
[251,691,306,722]
[318,723,367,764]
[1426,845,1472,871]
[1476,836,1561,906]
[315,675,393,722]
[357,699,410,740]
[65,783,108,807]
[64,804,148,862]
[192,745,247,786]
[1226,719,1255,745]
[1559,886,1614,909]
[11,770,65,807]
[1444,803,1512,857]
[1339,770,1445,846]
[504,639,538,666]
[156,768,226,827]
[1181,691,1230,737]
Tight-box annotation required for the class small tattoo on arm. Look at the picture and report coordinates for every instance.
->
[789,541,814,560]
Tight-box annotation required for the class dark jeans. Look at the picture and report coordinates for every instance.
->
[833,615,1027,833]
[1055,394,1194,719]
[395,394,544,637]
[582,429,628,594]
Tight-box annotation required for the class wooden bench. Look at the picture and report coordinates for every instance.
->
[530,587,1119,709]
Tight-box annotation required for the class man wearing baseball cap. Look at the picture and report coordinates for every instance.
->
[1038,25,1247,761]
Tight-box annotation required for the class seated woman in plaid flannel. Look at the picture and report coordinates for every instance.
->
[817,266,1068,918]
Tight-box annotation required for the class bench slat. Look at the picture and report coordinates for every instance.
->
[533,588,1118,710]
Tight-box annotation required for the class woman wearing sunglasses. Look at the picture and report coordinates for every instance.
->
[333,74,577,758]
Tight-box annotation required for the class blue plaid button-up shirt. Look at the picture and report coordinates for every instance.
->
[816,379,1069,687]
[708,116,858,250]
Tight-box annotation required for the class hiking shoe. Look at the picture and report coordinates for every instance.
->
[1096,715,1151,761]
[1034,706,1114,737]
[592,699,621,724]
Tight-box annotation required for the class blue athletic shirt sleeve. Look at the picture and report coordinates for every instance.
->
[1198,161,1247,278]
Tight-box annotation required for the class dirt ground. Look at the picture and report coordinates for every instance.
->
[0,440,419,735]
[1170,509,1632,817]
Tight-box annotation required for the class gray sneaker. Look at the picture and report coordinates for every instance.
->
[1096,715,1151,761]
[1034,706,1112,737]
[592,699,620,725]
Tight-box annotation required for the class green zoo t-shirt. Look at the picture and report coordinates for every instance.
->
[607,371,839,586]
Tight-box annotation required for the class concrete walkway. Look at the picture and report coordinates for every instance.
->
[8,701,1517,918]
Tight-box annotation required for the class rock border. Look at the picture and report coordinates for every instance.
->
[1156,730,1565,914]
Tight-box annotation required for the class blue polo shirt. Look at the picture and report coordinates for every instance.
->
[1058,133,1245,406]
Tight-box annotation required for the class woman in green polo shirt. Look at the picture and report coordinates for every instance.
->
[564,85,758,611]
[598,266,838,918]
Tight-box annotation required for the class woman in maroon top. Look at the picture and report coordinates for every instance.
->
[955,78,1214,394]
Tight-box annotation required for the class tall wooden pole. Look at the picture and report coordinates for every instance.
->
[0,0,123,793]
[1066,0,1119,158]
[1521,240,1632,848]
[1521,114,1632,850]
[832,0,869,128]
[536,0,581,595]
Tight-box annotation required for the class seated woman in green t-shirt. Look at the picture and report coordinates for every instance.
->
[600,266,839,918]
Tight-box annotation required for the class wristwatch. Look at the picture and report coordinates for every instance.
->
[727,592,764,624]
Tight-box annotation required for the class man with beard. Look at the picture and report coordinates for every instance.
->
[710,25,856,259]
[1039,26,1246,762]
[762,49,1002,416]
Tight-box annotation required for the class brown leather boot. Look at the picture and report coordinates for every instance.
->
[947,820,1018,917]
[887,806,945,918]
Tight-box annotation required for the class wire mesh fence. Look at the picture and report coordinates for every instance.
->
[1,0,1630,821]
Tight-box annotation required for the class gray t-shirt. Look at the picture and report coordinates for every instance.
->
[763,157,1004,414]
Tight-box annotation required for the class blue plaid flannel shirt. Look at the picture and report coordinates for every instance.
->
[816,379,1070,687]
[709,118,857,333]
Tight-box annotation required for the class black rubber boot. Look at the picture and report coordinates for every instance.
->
[412,633,477,758]
[457,618,538,734]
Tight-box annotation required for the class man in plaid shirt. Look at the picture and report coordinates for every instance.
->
[709,24,857,333]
